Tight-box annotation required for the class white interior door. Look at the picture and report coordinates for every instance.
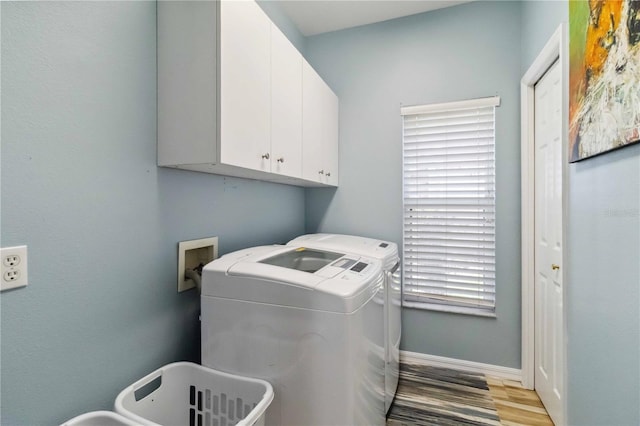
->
[534,59,564,425]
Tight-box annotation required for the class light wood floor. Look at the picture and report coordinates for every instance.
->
[387,362,554,426]
[486,376,554,426]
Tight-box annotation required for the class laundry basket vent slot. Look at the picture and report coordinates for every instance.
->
[188,386,258,426]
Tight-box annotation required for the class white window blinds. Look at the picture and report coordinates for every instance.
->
[401,96,500,315]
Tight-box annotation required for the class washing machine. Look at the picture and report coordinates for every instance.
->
[288,234,401,413]
[201,245,386,426]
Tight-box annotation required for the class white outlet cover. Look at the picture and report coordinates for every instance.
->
[1,245,28,291]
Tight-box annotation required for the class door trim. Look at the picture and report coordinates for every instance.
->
[520,22,568,411]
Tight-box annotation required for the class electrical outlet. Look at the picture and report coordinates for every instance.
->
[3,254,20,267]
[1,245,28,291]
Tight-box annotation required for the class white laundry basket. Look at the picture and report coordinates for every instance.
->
[60,410,141,426]
[115,362,273,426]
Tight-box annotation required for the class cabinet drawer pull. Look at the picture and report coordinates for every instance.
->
[326,172,331,177]
[261,153,270,160]
[318,170,324,175]
[277,157,285,163]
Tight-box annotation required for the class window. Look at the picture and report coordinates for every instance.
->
[401,96,500,316]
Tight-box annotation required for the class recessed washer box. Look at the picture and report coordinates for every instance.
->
[178,237,218,292]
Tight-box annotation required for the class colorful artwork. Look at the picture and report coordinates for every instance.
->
[569,0,640,162]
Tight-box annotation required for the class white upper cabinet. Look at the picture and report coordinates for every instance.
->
[270,23,303,179]
[302,61,339,186]
[158,0,337,187]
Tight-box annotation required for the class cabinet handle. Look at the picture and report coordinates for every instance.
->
[552,264,560,270]
[326,172,331,177]
[318,170,324,175]
[277,157,285,163]
[261,153,270,160]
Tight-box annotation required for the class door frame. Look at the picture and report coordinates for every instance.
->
[520,22,568,413]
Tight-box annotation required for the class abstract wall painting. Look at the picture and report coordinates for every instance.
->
[569,0,640,162]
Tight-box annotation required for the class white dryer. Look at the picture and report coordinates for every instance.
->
[201,245,386,426]
[288,234,401,413]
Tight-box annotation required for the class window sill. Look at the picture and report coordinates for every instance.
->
[403,301,497,318]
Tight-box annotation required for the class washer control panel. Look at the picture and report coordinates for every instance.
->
[350,262,368,273]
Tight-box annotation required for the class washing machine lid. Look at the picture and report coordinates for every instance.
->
[288,234,398,271]
[201,245,383,313]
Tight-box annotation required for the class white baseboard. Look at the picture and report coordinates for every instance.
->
[401,350,522,382]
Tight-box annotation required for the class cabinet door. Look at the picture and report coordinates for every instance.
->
[158,1,218,167]
[271,25,302,178]
[302,62,327,183]
[220,1,271,172]
[323,89,339,186]
[302,61,339,185]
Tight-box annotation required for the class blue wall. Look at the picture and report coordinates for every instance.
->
[0,2,305,424]
[3,1,639,424]
[257,0,306,54]
[304,1,523,368]
[567,145,640,425]
[521,2,640,425]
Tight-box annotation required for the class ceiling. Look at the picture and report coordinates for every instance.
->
[278,0,476,37]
